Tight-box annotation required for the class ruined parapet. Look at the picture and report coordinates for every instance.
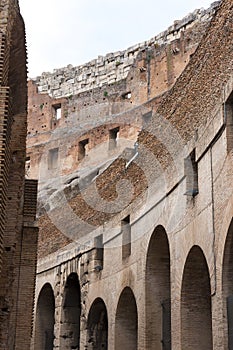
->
[27,0,224,260]
[31,2,220,99]
[26,1,221,186]
[32,0,233,348]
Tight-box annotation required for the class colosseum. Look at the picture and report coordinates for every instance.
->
[2,0,233,349]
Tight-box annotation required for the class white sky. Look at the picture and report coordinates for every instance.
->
[19,0,214,78]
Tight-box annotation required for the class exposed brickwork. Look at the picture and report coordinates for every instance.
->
[0,1,38,349]
[27,5,220,257]
[30,3,218,98]
[29,1,233,350]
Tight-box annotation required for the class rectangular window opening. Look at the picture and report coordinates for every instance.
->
[122,91,131,100]
[48,148,59,170]
[78,138,89,160]
[122,215,131,260]
[184,149,198,197]
[53,103,62,120]
[25,156,31,177]
[109,127,120,150]
[142,111,152,124]
[94,234,104,270]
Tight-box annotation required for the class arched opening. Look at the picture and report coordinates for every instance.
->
[86,298,108,349]
[34,283,55,350]
[115,287,138,350]
[145,225,171,349]
[181,246,212,350]
[60,273,81,349]
[223,219,233,348]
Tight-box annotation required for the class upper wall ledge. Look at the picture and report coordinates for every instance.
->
[31,1,220,98]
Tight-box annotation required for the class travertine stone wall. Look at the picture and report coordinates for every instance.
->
[31,2,219,99]
[32,0,233,349]
[26,2,220,206]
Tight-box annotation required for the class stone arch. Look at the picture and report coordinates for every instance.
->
[86,298,108,350]
[34,283,55,350]
[181,245,213,350]
[115,287,138,350]
[60,272,81,349]
[145,225,171,349]
[222,218,233,348]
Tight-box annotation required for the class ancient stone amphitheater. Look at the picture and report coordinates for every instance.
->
[2,0,233,349]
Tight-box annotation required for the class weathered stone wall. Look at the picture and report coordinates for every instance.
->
[26,1,220,209]
[31,0,233,349]
[31,2,219,98]
[0,1,38,349]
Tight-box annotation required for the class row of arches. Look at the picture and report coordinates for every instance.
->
[146,226,213,350]
[35,273,82,350]
[34,221,233,349]
[35,282,137,350]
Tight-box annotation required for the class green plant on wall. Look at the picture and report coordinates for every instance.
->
[104,91,108,97]
[39,103,44,110]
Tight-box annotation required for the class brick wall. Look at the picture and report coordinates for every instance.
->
[0,1,38,349]
[32,1,233,349]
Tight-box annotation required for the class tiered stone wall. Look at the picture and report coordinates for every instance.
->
[31,1,220,98]
[27,2,220,198]
[32,1,233,349]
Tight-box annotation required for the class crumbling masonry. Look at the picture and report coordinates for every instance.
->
[26,0,233,349]
[0,1,38,349]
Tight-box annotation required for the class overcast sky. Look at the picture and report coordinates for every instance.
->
[19,0,214,78]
